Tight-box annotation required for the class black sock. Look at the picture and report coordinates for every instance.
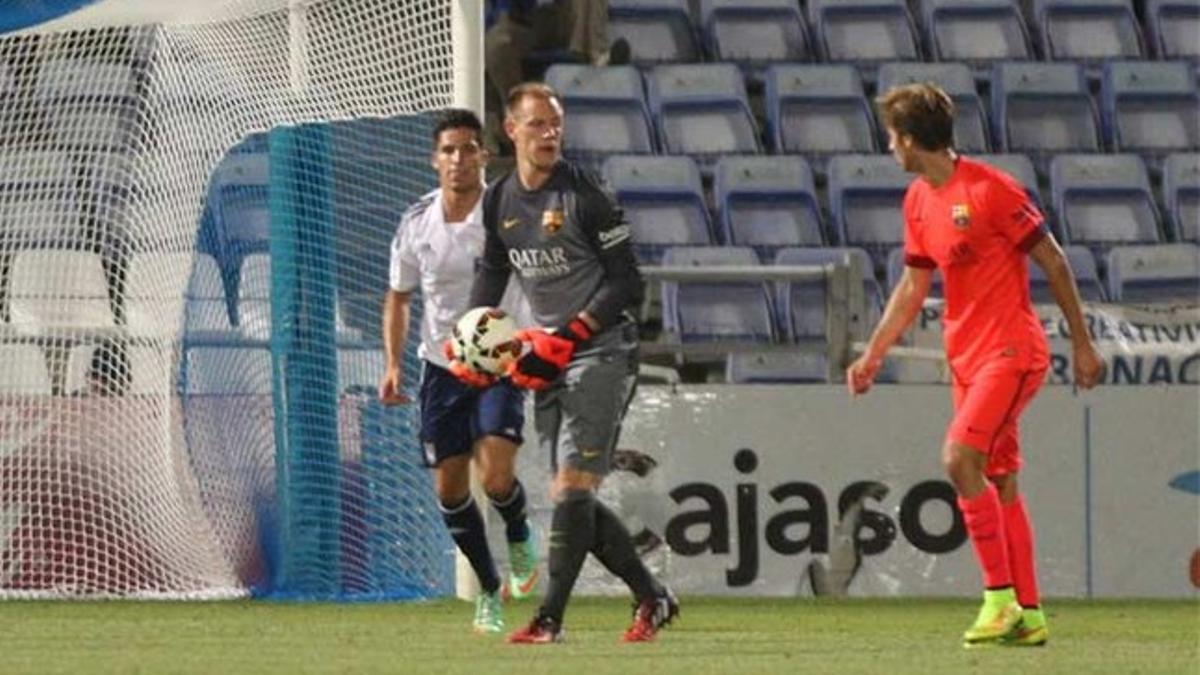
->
[592,500,662,601]
[439,494,500,594]
[488,479,530,543]
[539,489,595,623]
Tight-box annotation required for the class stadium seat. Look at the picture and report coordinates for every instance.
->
[125,251,194,338]
[608,0,702,65]
[1034,0,1145,66]
[764,64,877,169]
[659,246,776,344]
[543,65,655,168]
[1050,154,1162,252]
[876,62,991,153]
[647,64,761,169]
[774,247,883,344]
[602,155,713,263]
[887,247,945,299]
[991,62,1101,172]
[1145,0,1200,63]
[826,154,911,272]
[921,0,1035,75]
[209,151,270,253]
[1100,61,1200,171]
[1028,244,1106,302]
[0,344,52,395]
[712,156,824,260]
[7,249,114,334]
[64,343,171,396]
[36,58,139,151]
[809,0,922,69]
[0,150,84,247]
[1106,243,1200,303]
[338,348,385,394]
[1163,153,1200,242]
[699,0,811,75]
[236,253,271,340]
[184,346,274,395]
[725,351,830,383]
[185,252,236,336]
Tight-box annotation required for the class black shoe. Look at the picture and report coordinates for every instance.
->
[608,37,631,66]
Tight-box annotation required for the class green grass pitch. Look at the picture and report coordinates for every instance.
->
[1,597,1195,674]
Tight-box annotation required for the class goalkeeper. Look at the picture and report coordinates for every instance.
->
[458,82,677,645]
[378,108,537,634]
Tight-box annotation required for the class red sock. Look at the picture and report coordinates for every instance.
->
[957,483,1012,589]
[1002,494,1040,607]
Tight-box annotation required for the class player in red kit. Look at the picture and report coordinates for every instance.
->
[847,83,1105,647]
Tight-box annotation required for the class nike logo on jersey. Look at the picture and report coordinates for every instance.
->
[502,217,520,230]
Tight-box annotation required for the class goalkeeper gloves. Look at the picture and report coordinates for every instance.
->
[507,318,593,390]
[442,340,497,388]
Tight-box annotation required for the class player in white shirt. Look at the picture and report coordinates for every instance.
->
[378,109,536,635]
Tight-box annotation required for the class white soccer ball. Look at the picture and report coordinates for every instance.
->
[450,306,521,376]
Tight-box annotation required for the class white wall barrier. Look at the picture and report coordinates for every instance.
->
[514,385,1199,599]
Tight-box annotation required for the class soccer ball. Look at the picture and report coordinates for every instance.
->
[449,307,522,376]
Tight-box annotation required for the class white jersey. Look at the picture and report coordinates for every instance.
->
[389,187,529,369]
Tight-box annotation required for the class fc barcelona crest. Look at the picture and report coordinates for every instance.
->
[542,209,565,234]
[951,203,971,229]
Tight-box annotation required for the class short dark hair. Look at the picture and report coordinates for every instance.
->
[504,82,559,119]
[875,83,956,151]
[431,108,484,145]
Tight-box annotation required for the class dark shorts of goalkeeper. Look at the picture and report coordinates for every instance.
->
[536,321,638,477]
[418,360,525,467]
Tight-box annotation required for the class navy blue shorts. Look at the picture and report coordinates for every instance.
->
[418,361,525,467]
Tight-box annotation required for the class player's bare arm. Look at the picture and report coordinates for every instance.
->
[847,265,933,396]
[379,289,412,405]
[1027,236,1104,389]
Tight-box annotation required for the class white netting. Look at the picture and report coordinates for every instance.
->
[0,0,457,599]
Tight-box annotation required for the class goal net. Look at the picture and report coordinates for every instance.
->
[0,0,461,600]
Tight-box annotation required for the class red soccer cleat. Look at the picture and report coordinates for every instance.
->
[621,589,680,643]
[507,614,563,644]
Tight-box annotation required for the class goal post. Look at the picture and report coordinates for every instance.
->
[0,0,475,600]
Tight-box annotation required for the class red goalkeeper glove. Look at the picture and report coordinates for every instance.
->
[442,340,496,388]
[507,318,593,390]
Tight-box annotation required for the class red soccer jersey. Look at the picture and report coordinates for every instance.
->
[902,156,1050,380]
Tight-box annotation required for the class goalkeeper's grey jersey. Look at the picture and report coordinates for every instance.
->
[470,161,642,332]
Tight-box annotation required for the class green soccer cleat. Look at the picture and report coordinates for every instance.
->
[1002,608,1049,647]
[962,588,1023,646]
[473,590,504,634]
[506,525,540,600]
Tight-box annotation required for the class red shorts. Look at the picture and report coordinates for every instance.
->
[947,359,1047,477]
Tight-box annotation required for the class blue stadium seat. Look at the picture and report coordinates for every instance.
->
[1163,153,1200,242]
[185,252,235,337]
[921,0,1035,75]
[876,62,991,152]
[647,64,761,169]
[660,246,776,344]
[1145,0,1200,63]
[809,0,922,70]
[713,156,824,260]
[544,65,656,169]
[1050,154,1162,253]
[236,253,271,340]
[764,64,877,170]
[827,154,911,272]
[1100,61,1200,172]
[602,155,713,263]
[209,150,270,254]
[184,346,274,395]
[609,0,702,65]
[1028,244,1106,302]
[725,351,830,383]
[774,247,883,344]
[992,62,1101,173]
[1105,243,1200,303]
[1034,0,1145,66]
[700,0,811,75]
[887,247,945,298]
